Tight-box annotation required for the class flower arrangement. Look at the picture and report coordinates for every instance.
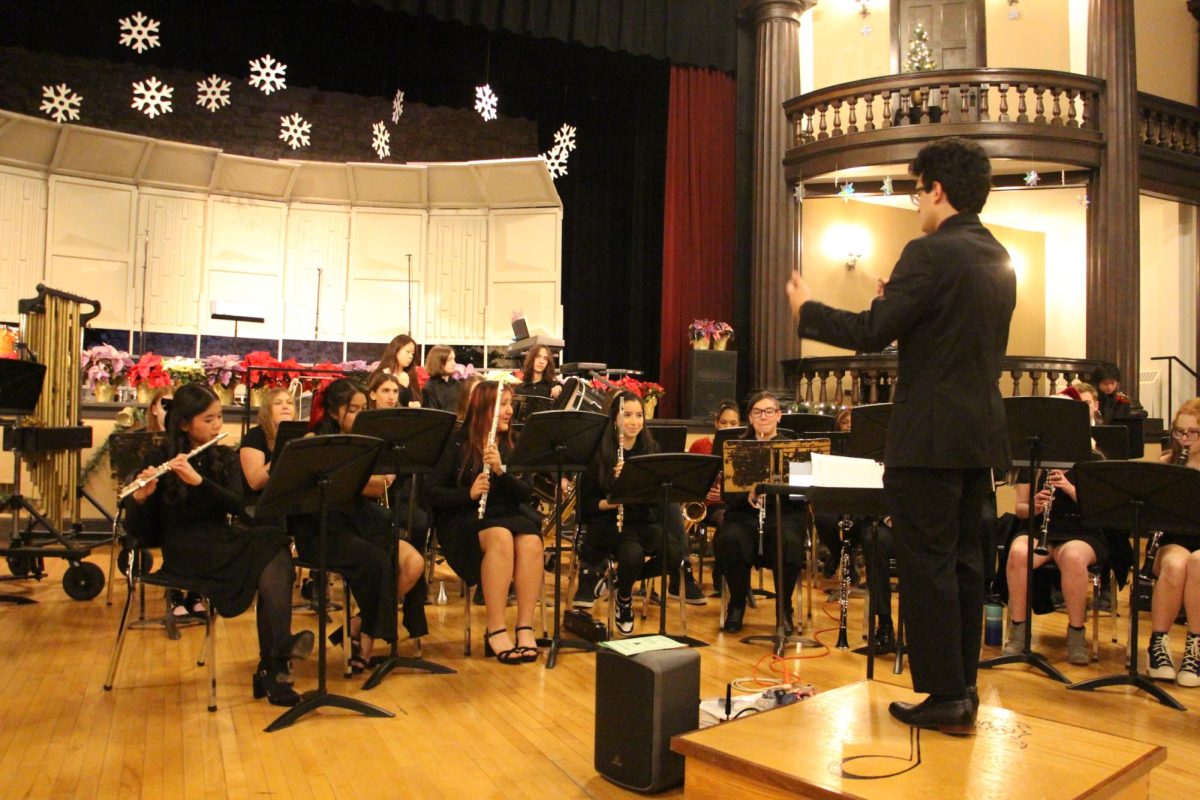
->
[241,351,293,388]
[81,344,134,390]
[711,321,733,350]
[127,352,171,389]
[451,362,476,382]
[689,319,717,343]
[162,356,206,386]
[203,354,245,388]
[596,375,665,401]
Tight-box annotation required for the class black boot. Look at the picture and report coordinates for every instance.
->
[252,658,301,707]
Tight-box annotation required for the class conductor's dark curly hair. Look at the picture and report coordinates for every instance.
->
[909,137,992,214]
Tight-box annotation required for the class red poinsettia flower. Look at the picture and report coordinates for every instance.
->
[128,352,171,388]
[416,365,430,389]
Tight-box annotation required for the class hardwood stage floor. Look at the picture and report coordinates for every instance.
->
[1,551,1198,799]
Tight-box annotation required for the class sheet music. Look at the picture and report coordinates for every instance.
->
[811,452,884,489]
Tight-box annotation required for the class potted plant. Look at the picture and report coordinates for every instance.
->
[127,352,172,403]
[81,344,134,402]
[689,319,715,350]
[641,381,665,418]
[163,356,206,390]
[204,354,245,405]
[712,321,734,351]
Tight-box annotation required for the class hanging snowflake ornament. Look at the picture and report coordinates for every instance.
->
[195,75,231,113]
[131,76,174,118]
[860,24,872,36]
[474,84,498,121]
[118,11,160,54]
[391,90,405,124]
[249,54,288,95]
[541,144,568,180]
[554,124,577,153]
[371,121,391,160]
[1023,170,1040,187]
[838,182,857,202]
[793,183,805,204]
[279,113,311,150]
[881,176,894,196]
[39,83,82,123]
[1078,193,1090,209]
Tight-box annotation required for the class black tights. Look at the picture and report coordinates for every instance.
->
[255,547,294,662]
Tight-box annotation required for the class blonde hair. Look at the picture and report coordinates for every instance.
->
[257,387,294,450]
[145,387,174,433]
[1169,398,1200,461]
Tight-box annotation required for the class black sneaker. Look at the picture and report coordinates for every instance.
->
[667,574,708,605]
[1148,632,1176,681]
[572,578,595,608]
[615,594,634,636]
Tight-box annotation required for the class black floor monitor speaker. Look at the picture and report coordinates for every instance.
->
[594,646,700,792]
[687,350,737,420]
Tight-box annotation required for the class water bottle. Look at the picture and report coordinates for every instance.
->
[984,597,1003,646]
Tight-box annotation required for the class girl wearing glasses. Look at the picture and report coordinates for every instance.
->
[1147,398,1200,688]
[712,392,806,634]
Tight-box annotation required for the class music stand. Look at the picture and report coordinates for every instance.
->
[979,397,1092,684]
[507,410,608,669]
[1067,461,1200,710]
[609,453,722,647]
[781,413,835,434]
[352,408,458,688]
[646,423,688,454]
[250,434,394,732]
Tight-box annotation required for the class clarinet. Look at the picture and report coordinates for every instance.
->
[615,432,625,533]
[1033,476,1055,556]
[1140,445,1189,581]
[755,491,766,557]
[835,518,852,649]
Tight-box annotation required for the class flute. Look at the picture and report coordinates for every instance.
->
[477,381,505,519]
[118,433,229,500]
[616,430,625,533]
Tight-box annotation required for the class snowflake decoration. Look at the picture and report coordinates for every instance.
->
[541,144,568,180]
[1078,193,1090,209]
[391,90,405,124]
[793,183,806,203]
[1023,170,1040,187]
[838,182,857,202]
[195,75,231,113]
[474,84,498,121]
[249,54,288,95]
[131,76,174,118]
[39,83,82,123]
[118,11,160,54]
[371,121,391,160]
[554,123,577,153]
[881,176,894,196]
[860,24,873,36]
[279,113,311,150]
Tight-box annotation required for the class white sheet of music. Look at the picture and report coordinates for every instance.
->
[810,453,885,489]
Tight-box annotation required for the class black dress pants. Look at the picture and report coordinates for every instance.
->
[884,467,989,695]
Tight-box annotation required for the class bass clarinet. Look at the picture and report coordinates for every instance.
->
[118,433,229,500]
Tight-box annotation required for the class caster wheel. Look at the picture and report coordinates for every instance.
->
[63,562,105,600]
[7,555,34,578]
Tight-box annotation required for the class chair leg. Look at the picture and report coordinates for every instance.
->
[341,575,352,678]
[103,573,138,690]
[678,561,688,635]
[463,582,472,656]
[606,563,616,638]
[719,576,727,628]
[538,567,549,638]
[203,598,217,712]
[105,522,121,606]
[1090,570,1101,662]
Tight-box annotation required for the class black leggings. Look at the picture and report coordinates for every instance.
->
[255,547,295,661]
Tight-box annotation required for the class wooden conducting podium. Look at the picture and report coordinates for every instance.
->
[671,682,1165,800]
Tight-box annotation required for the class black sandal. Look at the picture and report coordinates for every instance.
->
[484,629,523,665]
[514,625,540,663]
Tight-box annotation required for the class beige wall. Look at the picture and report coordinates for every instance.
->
[1136,0,1200,105]
[810,2,891,92]
[799,198,1044,358]
[985,0,1072,71]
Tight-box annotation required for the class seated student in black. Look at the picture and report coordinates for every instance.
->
[427,380,544,664]
[293,379,427,672]
[421,345,462,412]
[124,383,310,707]
[515,345,562,401]
[577,391,684,636]
[239,386,295,526]
[712,391,808,635]
[371,333,423,408]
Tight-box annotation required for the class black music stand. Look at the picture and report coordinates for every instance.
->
[740,482,812,655]
[979,397,1092,684]
[609,453,721,648]
[781,413,835,434]
[1067,461,1200,710]
[250,434,395,732]
[507,410,608,669]
[352,408,458,688]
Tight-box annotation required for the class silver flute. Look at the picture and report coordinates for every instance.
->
[616,431,625,533]
[118,433,228,500]
[477,382,505,519]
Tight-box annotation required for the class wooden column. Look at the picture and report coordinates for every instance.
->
[742,0,813,390]
[1086,0,1140,400]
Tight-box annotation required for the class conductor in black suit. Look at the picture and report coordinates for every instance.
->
[785,138,1016,728]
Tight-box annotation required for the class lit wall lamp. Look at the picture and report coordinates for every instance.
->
[846,252,863,270]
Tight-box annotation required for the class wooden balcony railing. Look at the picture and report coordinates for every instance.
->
[782,354,1104,410]
[1138,92,1200,203]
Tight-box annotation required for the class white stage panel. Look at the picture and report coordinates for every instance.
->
[0,171,47,320]
[285,207,350,340]
[203,198,286,337]
[347,209,425,341]
[137,192,205,332]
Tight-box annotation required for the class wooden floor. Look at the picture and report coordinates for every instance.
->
[2,550,1199,800]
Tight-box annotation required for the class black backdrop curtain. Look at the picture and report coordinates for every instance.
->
[4,0,671,376]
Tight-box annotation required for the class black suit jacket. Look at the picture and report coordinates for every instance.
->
[798,213,1016,470]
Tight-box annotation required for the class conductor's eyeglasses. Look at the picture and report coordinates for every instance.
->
[1172,427,1200,441]
[749,407,780,419]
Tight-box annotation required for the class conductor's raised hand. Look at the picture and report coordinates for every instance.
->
[785,270,811,317]
[469,470,490,500]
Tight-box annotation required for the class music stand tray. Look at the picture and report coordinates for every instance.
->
[980,397,1092,684]
[351,408,458,687]
[1067,461,1200,711]
[508,410,609,669]
[609,453,722,648]
[251,434,395,732]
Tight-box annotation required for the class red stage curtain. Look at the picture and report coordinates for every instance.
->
[659,65,736,419]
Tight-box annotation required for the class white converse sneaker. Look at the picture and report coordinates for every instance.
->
[1147,633,1176,681]
[615,594,635,636]
[1177,632,1200,688]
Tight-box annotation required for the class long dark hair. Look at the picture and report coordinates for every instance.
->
[595,391,658,493]
[312,378,365,435]
[521,345,557,384]
[458,381,513,477]
[162,382,228,502]
[377,334,422,402]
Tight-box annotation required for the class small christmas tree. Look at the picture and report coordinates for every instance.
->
[904,22,937,72]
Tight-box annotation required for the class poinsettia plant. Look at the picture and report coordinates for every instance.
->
[81,344,134,389]
[689,319,718,342]
[203,354,245,388]
[241,351,303,388]
[127,352,171,388]
[712,321,733,341]
[162,356,206,386]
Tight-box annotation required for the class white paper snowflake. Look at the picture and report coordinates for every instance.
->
[1023,170,1040,187]
[474,84,498,121]
[131,76,174,118]
[371,121,391,160]
[881,176,894,196]
[793,183,805,203]
[118,11,160,54]
[838,182,856,202]
[249,54,288,95]
[279,113,311,150]
[554,123,577,153]
[195,74,231,113]
[39,83,82,123]
[541,144,568,179]
[392,90,405,124]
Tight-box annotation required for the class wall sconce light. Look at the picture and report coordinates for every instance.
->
[846,252,863,270]
[856,1,871,18]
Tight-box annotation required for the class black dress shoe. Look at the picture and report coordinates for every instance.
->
[888,695,976,729]
[782,607,795,636]
[967,685,979,713]
[722,604,745,634]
